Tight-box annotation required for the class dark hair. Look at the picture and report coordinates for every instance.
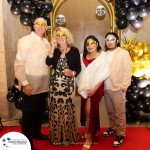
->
[105,32,120,47]
[83,35,101,58]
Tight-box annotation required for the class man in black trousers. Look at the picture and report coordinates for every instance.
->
[14,18,51,150]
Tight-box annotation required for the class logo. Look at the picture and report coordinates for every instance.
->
[0,132,31,150]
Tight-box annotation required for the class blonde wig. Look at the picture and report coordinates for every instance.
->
[53,27,74,47]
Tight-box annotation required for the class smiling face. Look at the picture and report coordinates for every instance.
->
[105,35,118,51]
[86,39,98,53]
[55,31,67,45]
[33,18,48,38]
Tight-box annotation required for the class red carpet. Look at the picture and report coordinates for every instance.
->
[0,126,150,150]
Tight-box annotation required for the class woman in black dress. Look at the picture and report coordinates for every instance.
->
[46,27,81,146]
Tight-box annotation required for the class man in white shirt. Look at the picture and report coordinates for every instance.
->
[102,32,132,148]
[14,18,51,150]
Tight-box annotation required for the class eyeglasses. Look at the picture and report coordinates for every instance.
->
[55,32,67,39]
[86,40,96,47]
[105,37,116,43]
[34,21,47,28]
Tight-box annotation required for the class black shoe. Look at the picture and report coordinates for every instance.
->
[102,128,117,137]
[112,135,125,147]
[32,134,49,140]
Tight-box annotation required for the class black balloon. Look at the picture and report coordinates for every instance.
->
[126,113,132,122]
[20,1,31,14]
[31,14,40,23]
[125,7,138,20]
[11,4,22,16]
[118,8,126,16]
[7,92,17,102]
[115,3,122,12]
[115,12,122,18]
[124,0,130,9]
[36,1,44,9]
[148,2,150,9]
[131,110,140,120]
[31,0,39,7]
[38,9,46,17]
[130,16,143,28]
[141,0,147,3]
[130,0,140,6]
[137,4,150,18]
[135,101,145,111]
[143,105,150,113]
[15,92,23,109]
[142,85,150,98]
[142,98,150,106]
[128,103,136,111]
[116,16,130,29]
[43,1,53,14]
[131,85,139,93]
[126,92,139,101]
[15,0,22,4]
[126,108,130,114]
[139,88,145,95]
[134,76,148,88]
[8,86,14,93]
[7,0,15,4]
[20,14,32,26]
[44,15,50,26]
[30,7,37,14]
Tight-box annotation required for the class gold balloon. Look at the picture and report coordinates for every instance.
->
[143,42,149,47]
[132,45,143,56]
[139,57,145,65]
[144,60,150,77]
[143,46,150,54]
[143,53,150,61]
[132,56,139,62]
[135,41,143,47]
[132,61,145,77]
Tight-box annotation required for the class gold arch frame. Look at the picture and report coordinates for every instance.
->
[47,0,122,45]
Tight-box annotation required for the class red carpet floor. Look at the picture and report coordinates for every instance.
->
[0,126,150,150]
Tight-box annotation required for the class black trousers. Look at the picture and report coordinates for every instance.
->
[22,92,48,147]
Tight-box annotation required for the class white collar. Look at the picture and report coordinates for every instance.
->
[31,32,42,41]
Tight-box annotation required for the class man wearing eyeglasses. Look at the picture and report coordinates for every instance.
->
[14,18,51,150]
[102,32,132,148]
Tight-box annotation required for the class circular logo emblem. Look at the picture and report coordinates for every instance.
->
[0,132,31,150]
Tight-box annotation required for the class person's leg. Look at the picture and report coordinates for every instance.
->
[104,90,116,131]
[33,92,48,137]
[22,93,37,148]
[110,90,126,137]
[82,97,92,150]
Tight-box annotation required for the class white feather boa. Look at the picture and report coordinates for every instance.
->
[76,51,110,99]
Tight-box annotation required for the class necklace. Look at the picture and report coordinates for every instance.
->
[61,48,67,53]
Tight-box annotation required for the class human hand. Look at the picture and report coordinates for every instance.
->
[64,69,73,77]
[87,88,97,97]
[51,38,57,48]
[23,84,33,96]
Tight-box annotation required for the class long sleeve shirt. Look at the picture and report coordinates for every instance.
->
[14,32,51,94]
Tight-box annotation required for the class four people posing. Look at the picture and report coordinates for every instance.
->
[14,17,132,149]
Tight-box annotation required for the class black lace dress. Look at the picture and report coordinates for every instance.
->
[48,56,79,145]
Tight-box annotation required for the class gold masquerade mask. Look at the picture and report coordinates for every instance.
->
[86,40,96,47]
[34,21,47,28]
[105,37,116,43]
[55,32,67,39]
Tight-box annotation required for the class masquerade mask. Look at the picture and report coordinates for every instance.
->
[55,32,67,39]
[105,37,117,43]
[34,21,47,28]
[86,40,96,47]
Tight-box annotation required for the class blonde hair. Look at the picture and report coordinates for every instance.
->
[53,27,74,47]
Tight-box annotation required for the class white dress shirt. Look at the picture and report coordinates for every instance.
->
[14,32,51,94]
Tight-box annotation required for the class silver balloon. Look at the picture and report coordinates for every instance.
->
[56,14,66,25]
[96,5,105,16]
